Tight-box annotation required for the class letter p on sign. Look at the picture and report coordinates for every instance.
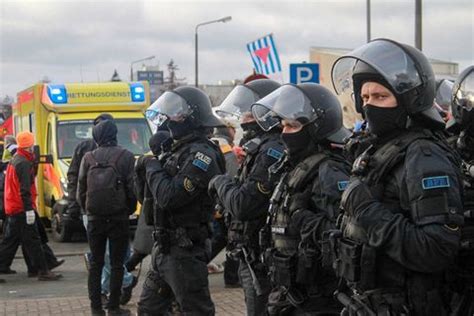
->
[290,63,320,84]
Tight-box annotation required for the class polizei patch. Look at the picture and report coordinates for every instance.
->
[337,180,349,191]
[267,148,283,160]
[422,176,450,190]
[192,152,212,172]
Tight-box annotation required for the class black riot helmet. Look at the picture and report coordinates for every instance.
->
[146,86,223,128]
[331,38,444,127]
[251,82,350,144]
[215,79,281,119]
[451,66,474,128]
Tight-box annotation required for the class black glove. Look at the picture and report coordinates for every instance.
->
[135,155,154,174]
[288,188,312,218]
[208,175,231,200]
[143,156,162,171]
[340,178,376,216]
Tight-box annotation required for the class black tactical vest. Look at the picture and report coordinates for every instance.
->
[271,152,331,256]
[227,134,280,251]
[160,135,225,229]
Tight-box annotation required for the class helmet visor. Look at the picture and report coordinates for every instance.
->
[251,104,280,131]
[215,85,260,119]
[252,85,319,131]
[454,69,474,111]
[145,91,192,126]
[332,39,423,96]
[435,79,454,111]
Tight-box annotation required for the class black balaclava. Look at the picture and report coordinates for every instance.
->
[167,117,196,140]
[364,104,408,137]
[359,79,408,138]
[281,124,314,162]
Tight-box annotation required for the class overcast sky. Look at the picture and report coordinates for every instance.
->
[0,0,472,98]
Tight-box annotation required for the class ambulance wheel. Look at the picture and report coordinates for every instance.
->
[51,210,72,242]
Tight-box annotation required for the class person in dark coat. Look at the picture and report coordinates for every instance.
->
[66,113,114,219]
[78,120,136,316]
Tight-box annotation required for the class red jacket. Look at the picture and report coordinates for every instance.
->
[4,149,37,216]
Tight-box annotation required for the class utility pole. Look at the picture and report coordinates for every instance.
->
[415,0,422,50]
[367,0,371,43]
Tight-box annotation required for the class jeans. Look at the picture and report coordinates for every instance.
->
[87,218,129,310]
[101,241,133,294]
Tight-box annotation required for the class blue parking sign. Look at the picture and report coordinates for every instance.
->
[289,63,320,84]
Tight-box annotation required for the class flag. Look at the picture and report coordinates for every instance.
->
[246,34,282,76]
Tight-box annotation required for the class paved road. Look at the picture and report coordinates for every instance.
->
[0,233,246,315]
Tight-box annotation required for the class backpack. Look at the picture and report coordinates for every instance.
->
[84,149,127,216]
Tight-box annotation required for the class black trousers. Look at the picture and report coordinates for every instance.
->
[137,244,215,315]
[238,260,271,316]
[87,218,129,310]
[210,217,239,285]
[22,213,59,273]
[0,213,48,273]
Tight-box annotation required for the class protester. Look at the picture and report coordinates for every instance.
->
[78,120,136,316]
[0,131,62,281]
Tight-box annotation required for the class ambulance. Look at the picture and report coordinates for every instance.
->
[14,81,153,241]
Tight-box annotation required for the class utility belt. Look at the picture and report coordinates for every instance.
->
[153,226,208,254]
[86,214,129,221]
[321,231,376,292]
[227,219,263,254]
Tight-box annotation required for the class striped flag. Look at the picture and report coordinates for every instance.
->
[246,34,282,76]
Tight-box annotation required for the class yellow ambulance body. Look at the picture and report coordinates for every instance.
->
[14,81,152,241]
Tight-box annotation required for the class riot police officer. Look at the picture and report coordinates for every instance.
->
[330,38,464,315]
[251,82,351,315]
[448,65,474,315]
[208,79,283,316]
[137,86,226,315]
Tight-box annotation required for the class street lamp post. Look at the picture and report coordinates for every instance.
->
[195,16,232,87]
[130,55,156,81]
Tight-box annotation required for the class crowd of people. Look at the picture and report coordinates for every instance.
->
[0,38,473,316]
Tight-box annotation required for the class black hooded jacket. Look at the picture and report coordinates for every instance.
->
[66,113,114,203]
[77,120,137,216]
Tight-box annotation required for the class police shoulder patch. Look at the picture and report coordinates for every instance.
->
[257,182,271,195]
[337,180,349,191]
[183,177,196,192]
[192,152,212,172]
[267,148,283,160]
[422,176,450,190]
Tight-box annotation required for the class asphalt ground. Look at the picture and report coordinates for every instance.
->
[0,232,246,315]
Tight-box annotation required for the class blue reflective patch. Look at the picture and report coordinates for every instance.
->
[267,148,283,160]
[337,180,349,191]
[422,176,450,190]
[192,159,209,172]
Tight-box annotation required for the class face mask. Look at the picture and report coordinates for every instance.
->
[241,121,262,141]
[281,127,310,158]
[167,118,194,140]
[363,104,407,137]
